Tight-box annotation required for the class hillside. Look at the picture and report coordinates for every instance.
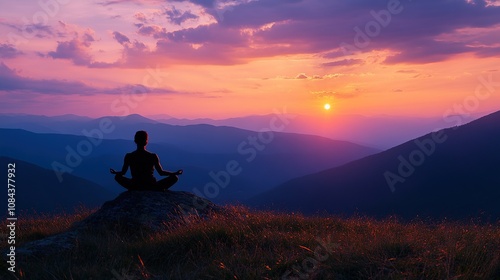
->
[1,205,499,279]
[0,157,113,215]
[250,110,500,220]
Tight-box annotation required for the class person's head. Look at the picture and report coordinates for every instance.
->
[134,130,148,147]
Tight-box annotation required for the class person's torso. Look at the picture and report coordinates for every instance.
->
[128,150,156,184]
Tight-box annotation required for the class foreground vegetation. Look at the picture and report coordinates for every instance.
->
[1,206,500,279]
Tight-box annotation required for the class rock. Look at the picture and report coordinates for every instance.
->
[16,191,220,259]
[77,190,221,233]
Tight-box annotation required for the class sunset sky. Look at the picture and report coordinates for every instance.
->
[1,0,500,119]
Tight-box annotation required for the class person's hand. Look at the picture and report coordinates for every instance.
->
[110,168,117,174]
[176,169,183,175]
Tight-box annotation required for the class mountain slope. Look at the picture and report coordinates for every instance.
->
[0,157,113,215]
[250,110,500,220]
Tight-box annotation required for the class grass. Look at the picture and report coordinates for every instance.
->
[1,206,499,279]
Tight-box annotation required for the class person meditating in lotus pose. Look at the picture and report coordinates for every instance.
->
[110,130,182,191]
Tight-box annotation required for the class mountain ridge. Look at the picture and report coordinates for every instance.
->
[1,112,487,149]
[250,110,500,220]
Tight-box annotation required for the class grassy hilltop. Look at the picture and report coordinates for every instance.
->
[1,206,500,280]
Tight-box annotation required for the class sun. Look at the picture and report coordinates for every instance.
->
[324,103,331,110]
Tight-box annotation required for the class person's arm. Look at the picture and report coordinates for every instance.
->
[110,154,129,175]
[154,154,182,176]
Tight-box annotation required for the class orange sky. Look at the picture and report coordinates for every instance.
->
[1,0,499,119]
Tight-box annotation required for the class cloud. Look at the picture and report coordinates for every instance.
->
[173,0,218,9]
[475,45,500,57]
[134,12,148,23]
[106,24,250,66]
[269,73,344,80]
[295,73,308,79]
[97,0,163,6]
[311,90,361,99]
[397,69,418,74]
[137,25,164,37]
[0,22,54,39]
[383,39,472,64]
[0,62,100,95]
[164,7,199,25]
[136,0,500,65]
[44,27,156,68]
[33,0,500,68]
[44,26,100,66]
[48,38,94,66]
[322,59,364,67]
[0,62,180,95]
[52,21,97,41]
[153,37,245,64]
[0,44,23,58]
[113,31,131,45]
[152,23,247,45]
[45,27,123,67]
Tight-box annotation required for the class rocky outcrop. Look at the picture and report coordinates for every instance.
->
[16,191,220,259]
[76,190,221,233]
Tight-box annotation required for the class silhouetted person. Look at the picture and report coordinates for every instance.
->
[110,130,182,191]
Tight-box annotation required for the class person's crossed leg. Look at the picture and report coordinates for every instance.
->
[114,174,179,191]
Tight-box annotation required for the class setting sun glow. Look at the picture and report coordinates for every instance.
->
[324,103,331,111]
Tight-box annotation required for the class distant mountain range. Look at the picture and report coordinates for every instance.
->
[0,157,113,215]
[0,116,378,211]
[250,110,500,220]
[0,112,485,149]
[150,113,486,149]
